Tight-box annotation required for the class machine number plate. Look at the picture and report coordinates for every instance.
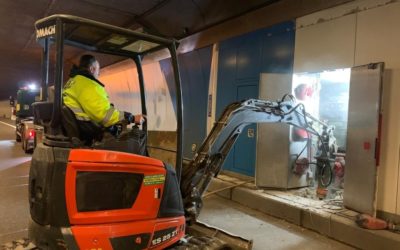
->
[151,227,179,246]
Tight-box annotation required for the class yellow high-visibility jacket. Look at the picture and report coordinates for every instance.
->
[63,73,124,127]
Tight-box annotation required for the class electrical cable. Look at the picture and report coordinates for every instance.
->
[280,93,296,102]
[293,134,310,171]
[290,102,332,187]
[319,161,333,187]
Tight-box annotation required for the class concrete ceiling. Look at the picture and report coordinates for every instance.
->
[0,0,351,99]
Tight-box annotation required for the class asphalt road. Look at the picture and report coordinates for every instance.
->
[0,118,31,243]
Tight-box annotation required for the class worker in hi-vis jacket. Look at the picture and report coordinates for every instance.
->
[63,54,145,143]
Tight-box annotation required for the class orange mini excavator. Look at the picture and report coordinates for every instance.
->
[29,15,336,250]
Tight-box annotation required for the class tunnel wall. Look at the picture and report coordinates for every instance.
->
[293,0,400,219]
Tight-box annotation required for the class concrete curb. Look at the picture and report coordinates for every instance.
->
[207,177,400,250]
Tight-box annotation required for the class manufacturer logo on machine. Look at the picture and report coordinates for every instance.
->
[143,174,165,185]
[36,25,56,39]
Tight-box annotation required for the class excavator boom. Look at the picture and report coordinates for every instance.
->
[181,96,334,222]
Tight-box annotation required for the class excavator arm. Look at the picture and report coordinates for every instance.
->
[181,95,333,223]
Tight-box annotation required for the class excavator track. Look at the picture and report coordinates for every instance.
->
[2,221,252,250]
[169,221,252,250]
[169,236,232,250]
[2,237,249,250]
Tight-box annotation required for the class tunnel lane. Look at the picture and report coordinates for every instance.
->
[0,118,31,244]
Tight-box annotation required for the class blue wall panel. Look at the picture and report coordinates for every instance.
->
[236,33,262,80]
[233,85,258,176]
[216,21,295,176]
[160,46,212,159]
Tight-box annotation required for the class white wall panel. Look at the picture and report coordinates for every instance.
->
[207,44,219,134]
[293,14,356,73]
[296,0,392,29]
[378,69,400,214]
[355,2,400,214]
[397,143,400,215]
[355,2,400,68]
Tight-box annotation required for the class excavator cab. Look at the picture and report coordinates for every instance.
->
[30,14,255,250]
[29,15,189,250]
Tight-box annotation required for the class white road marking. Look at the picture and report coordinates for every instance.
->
[0,120,16,129]
[0,184,28,189]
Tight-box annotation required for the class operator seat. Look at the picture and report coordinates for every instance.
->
[33,102,101,147]
[33,102,147,154]
[61,105,104,146]
[32,101,53,127]
[60,106,82,144]
[33,102,84,147]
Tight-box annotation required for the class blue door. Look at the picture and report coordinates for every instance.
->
[216,21,295,176]
[225,84,258,176]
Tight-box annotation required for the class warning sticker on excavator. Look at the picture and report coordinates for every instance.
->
[144,174,165,185]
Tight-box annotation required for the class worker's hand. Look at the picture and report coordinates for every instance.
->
[133,114,146,125]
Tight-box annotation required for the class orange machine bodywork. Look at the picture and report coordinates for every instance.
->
[65,149,186,250]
